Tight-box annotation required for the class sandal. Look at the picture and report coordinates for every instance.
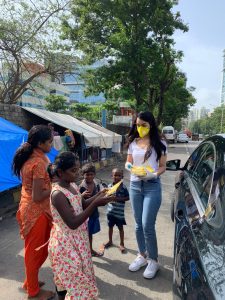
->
[103,241,113,249]
[119,245,126,253]
[91,250,104,257]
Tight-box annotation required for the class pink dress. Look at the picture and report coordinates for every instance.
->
[48,183,98,299]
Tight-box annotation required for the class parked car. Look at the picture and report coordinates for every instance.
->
[167,135,225,300]
[177,133,189,143]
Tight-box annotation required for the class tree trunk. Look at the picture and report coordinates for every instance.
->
[157,89,164,126]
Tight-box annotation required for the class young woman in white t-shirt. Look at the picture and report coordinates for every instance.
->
[125,111,167,279]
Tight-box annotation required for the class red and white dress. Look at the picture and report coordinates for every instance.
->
[48,183,98,299]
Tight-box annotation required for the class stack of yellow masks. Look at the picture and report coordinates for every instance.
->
[131,165,154,177]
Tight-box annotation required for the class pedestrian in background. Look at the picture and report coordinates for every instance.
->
[104,168,129,253]
[79,163,104,257]
[125,111,167,279]
[12,125,54,300]
[48,152,112,299]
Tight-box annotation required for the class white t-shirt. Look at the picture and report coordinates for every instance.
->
[128,139,167,182]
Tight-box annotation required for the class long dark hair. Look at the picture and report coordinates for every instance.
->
[128,111,166,162]
[12,125,52,178]
[48,151,79,179]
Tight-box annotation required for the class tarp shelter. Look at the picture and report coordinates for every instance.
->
[22,107,114,148]
[81,119,122,144]
[0,117,58,193]
[81,119,122,153]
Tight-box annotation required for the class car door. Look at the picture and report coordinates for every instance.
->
[192,138,225,300]
[173,143,215,300]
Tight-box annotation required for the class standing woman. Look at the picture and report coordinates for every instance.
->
[12,125,55,300]
[125,111,167,279]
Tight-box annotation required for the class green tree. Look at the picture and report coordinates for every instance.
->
[70,103,91,118]
[189,106,223,136]
[45,94,68,112]
[162,74,196,126]
[62,0,188,124]
[0,0,72,104]
[101,100,119,121]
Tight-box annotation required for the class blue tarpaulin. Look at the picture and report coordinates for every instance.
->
[0,117,58,193]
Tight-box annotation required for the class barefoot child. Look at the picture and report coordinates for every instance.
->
[79,163,103,257]
[104,168,129,253]
[48,152,112,299]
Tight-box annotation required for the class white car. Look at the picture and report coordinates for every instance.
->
[177,133,189,143]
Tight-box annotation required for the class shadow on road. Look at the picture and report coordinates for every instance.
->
[94,253,172,295]
[97,276,154,299]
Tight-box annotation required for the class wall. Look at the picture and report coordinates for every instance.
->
[0,104,33,130]
[106,123,130,136]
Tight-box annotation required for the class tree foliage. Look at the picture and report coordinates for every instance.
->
[62,0,192,124]
[101,100,119,118]
[162,73,196,126]
[190,106,225,135]
[0,0,73,104]
[70,103,90,118]
[70,101,118,122]
[45,94,68,112]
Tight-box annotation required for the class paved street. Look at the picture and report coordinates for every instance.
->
[0,141,199,300]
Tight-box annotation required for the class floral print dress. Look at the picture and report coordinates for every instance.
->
[48,183,98,300]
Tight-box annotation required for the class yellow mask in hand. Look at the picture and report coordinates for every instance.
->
[137,126,150,138]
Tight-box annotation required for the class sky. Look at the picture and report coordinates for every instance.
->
[173,0,225,110]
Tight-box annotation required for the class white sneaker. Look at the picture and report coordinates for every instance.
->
[129,255,147,272]
[143,259,159,279]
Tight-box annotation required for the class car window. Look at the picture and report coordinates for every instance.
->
[185,143,216,208]
[191,144,216,209]
[185,144,209,176]
[163,130,173,134]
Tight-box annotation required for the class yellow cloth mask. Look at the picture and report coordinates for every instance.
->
[137,126,150,138]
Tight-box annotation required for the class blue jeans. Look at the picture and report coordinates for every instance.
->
[130,179,162,261]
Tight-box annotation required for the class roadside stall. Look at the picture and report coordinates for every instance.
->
[21,107,116,163]
[81,119,122,157]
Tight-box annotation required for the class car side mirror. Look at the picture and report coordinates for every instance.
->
[166,159,181,171]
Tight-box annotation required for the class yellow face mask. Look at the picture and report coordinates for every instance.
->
[137,126,150,138]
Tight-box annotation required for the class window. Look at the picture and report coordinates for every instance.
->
[163,129,173,134]
[185,144,209,176]
[189,144,216,209]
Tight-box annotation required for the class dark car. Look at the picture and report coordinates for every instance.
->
[167,135,225,300]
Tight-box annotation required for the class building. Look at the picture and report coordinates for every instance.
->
[199,107,210,119]
[61,61,106,104]
[188,108,199,124]
[187,107,210,126]
[112,102,135,126]
[221,49,225,105]
[0,61,70,109]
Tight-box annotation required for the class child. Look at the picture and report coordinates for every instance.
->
[47,151,112,300]
[104,168,129,253]
[79,163,103,257]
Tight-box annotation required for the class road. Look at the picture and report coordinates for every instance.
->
[0,141,199,300]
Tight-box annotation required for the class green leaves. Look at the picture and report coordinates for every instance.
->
[70,103,100,121]
[190,106,225,135]
[63,0,192,124]
[0,0,72,104]
[45,94,68,112]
